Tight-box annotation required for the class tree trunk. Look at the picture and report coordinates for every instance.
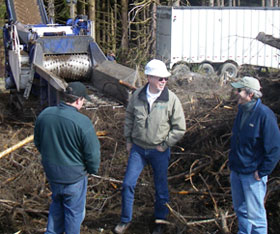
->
[111,1,117,53]
[69,3,76,19]
[101,1,106,46]
[96,0,100,44]
[47,0,55,23]
[121,0,129,50]
[88,0,96,39]
[77,0,86,15]
[172,0,180,6]
[151,2,157,56]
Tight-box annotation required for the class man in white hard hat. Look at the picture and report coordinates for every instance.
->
[229,76,280,234]
[114,59,186,234]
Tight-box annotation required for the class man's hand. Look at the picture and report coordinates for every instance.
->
[156,145,165,152]
[126,143,132,153]
[254,170,261,181]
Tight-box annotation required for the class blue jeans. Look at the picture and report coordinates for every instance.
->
[230,170,268,234]
[45,176,88,234]
[121,144,170,223]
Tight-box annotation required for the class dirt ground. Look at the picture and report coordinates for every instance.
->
[1,70,280,234]
[12,0,42,25]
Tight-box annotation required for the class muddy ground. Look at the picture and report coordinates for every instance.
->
[1,71,280,234]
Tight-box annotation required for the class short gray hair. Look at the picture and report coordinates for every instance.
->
[244,88,263,99]
[60,92,80,103]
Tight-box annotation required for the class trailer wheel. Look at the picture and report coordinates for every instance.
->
[220,63,238,78]
[198,63,215,75]
[172,63,190,76]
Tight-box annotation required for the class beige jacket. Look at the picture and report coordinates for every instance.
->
[124,85,186,151]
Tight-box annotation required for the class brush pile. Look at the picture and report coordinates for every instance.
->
[1,71,280,234]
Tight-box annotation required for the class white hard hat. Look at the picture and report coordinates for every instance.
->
[144,59,171,78]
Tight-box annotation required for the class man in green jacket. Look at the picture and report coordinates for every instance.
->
[34,82,100,234]
[114,59,186,234]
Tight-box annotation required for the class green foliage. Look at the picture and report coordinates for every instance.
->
[0,0,6,39]
[117,47,150,69]
[43,0,70,23]
[53,0,71,23]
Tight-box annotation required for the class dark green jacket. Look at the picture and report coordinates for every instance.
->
[34,102,100,184]
[125,85,186,150]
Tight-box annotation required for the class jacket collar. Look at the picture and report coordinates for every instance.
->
[241,99,257,113]
[138,83,169,102]
[238,98,261,113]
[59,102,78,111]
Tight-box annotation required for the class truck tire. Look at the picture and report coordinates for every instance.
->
[220,63,238,78]
[198,63,215,75]
[172,63,190,76]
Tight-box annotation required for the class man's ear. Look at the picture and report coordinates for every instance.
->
[75,98,81,104]
[78,97,85,103]
[249,93,254,99]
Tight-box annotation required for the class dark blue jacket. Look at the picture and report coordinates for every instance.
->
[229,99,280,177]
[34,102,100,184]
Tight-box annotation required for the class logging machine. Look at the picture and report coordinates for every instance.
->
[3,0,137,108]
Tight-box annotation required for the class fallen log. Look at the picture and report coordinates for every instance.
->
[0,131,107,159]
[256,32,280,50]
[0,135,34,159]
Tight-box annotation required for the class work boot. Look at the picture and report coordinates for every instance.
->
[152,224,163,234]
[113,222,130,234]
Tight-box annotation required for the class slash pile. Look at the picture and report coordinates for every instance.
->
[1,71,280,234]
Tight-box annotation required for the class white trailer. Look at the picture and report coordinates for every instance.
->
[156,6,280,77]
